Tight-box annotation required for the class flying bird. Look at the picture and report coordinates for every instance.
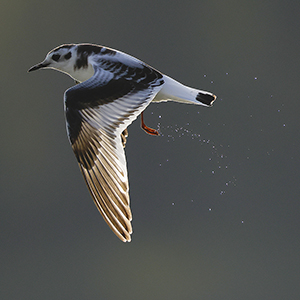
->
[28,43,216,242]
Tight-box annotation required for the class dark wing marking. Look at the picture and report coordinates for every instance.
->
[65,63,164,242]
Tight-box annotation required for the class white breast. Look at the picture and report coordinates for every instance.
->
[66,63,95,83]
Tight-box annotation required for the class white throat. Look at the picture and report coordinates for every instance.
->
[57,63,95,83]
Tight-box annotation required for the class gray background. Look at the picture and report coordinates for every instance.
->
[1,0,299,299]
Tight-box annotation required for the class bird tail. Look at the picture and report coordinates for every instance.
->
[154,75,216,107]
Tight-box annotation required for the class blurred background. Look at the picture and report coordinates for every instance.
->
[1,0,300,299]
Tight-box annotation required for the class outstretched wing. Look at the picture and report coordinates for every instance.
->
[64,61,164,242]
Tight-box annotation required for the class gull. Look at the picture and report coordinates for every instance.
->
[28,43,216,242]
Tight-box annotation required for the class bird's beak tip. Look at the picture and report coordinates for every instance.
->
[28,62,49,73]
[27,67,35,73]
[28,64,42,73]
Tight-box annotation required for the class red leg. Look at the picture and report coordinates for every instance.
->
[141,112,160,136]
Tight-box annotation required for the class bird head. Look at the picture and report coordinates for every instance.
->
[28,44,77,75]
[28,44,96,83]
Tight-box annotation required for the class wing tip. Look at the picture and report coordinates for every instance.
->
[117,228,132,242]
[121,235,132,243]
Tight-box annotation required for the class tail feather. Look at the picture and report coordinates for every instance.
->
[153,75,216,107]
[196,92,216,107]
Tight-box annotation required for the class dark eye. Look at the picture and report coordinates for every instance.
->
[52,54,60,62]
[64,52,72,60]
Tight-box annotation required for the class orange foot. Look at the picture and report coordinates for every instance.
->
[141,112,160,136]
